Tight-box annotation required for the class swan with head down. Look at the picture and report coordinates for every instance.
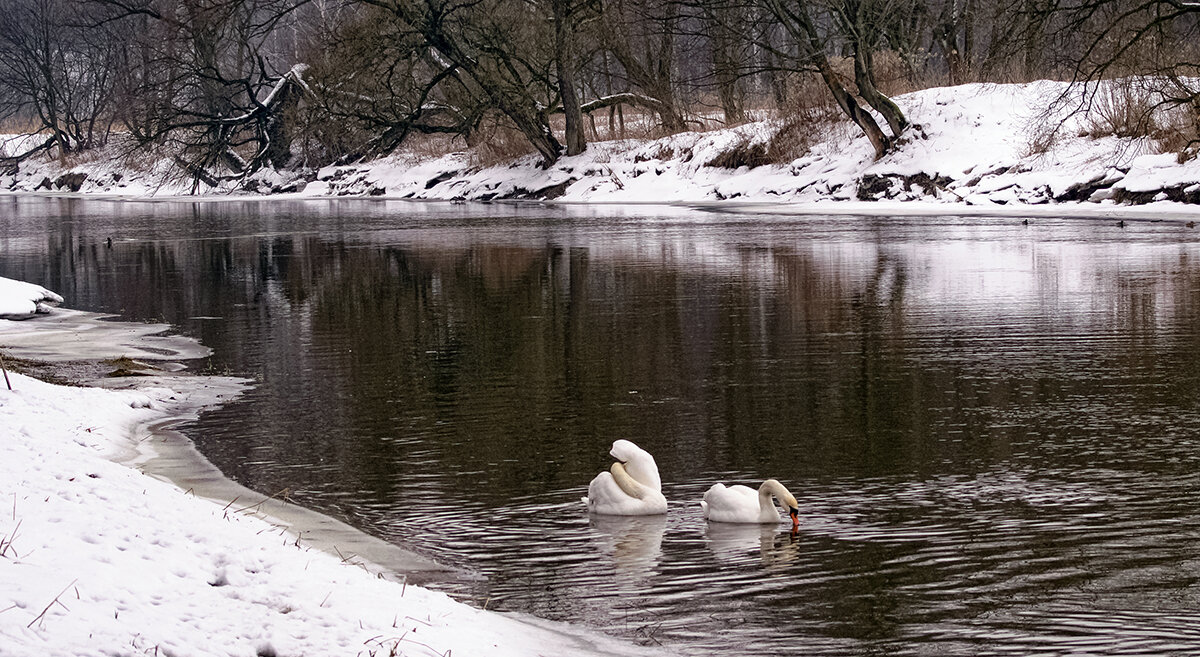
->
[581,439,668,515]
[701,479,800,530]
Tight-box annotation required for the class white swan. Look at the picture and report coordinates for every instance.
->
[701,479,800,530]
[581,440,668,515]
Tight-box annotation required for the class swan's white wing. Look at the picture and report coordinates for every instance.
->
[586,471,667,516]
[702,483,762,523]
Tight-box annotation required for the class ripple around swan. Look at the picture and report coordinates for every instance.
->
[342,460,1200,654]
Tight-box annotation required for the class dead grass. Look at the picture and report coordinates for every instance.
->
[466,114,537,167]
[1075,79,1200,158]
[0,117,44,135]
[704,133,770,169]
[1080,80,1159,140]
[403,133,465,160]
[0,354,77,386]
[0,520,19,560]
[769,98,845,162]
[1154,96,1200,161]
[704,99,844,169]
[704,84,847,169]
[102,356,159,378]
[1025,121,1061,158]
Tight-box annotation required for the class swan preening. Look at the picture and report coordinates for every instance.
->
[701,479,800,530]
[582,441,800,530]
[581,439,668,515]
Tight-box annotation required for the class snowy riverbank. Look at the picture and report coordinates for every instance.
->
[3,80,1200,215]
[0,277,662,657]
[0,278,62,320]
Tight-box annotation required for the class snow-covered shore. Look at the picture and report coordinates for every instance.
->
[3,80,1200,216]
[0,278,662,657]
[0,278,63,320]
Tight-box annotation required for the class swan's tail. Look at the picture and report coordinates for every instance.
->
[700,500,709,518]
[581,496,590,509]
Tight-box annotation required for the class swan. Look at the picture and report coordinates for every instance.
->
[701,479,800,530]
[581,440,668,515]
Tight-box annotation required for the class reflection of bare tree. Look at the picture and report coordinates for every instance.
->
[852,254,910,450]
[26,205,1200,514]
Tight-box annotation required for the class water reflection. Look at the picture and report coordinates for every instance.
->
[705,522,800,568]
[589,515,667,585]
[6,198,1200,654]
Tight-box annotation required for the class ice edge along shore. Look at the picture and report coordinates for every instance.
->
[0,278,666,657]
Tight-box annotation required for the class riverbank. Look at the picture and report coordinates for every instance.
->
[0,278,663,657]
[3,80,1199,215]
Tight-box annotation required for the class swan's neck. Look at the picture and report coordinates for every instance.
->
[611,462,648,499]
[756,487,779,519]
[757,479,796,520]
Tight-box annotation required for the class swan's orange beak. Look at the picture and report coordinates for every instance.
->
[789,508,800,531]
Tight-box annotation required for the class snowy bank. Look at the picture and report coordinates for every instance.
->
[0,285,662,657]
[0,277,63,319]
[3,80,1200,215]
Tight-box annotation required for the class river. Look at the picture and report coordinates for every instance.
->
[4,196,1200,655]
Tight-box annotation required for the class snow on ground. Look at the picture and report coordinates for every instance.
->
[4,79,1199,214]
[0,277,63,319]
[0,282,662,657]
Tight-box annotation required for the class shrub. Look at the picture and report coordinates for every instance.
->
[704,133,771,169]
[1081,80,1159,140]
[468,114,537,166]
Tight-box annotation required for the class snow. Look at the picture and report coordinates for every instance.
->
[0,281,663,657]
[1119,153,1200,193]
[6,78,1199,215]
[0,277,63,319]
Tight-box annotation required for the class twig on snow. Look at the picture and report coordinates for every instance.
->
[27,579,78,628]
[1,351,12,391]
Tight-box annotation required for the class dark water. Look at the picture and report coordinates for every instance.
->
[6,196,1200,655]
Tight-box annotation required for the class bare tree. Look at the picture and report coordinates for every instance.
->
[87,0,318,185]
[599,0,689,132]
[0,0,121,159]
[551,0,600,155]
[761,0,905,157]
[697,0,749,124]
[354,0,566,165]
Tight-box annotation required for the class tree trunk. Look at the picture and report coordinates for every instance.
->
[553,0,586,155]
[766,0,892,158]
[816,57,890,159]
[706,1,744,124]
[600,0,686,133]
[933,0,969,86]
[852,42,908,138]
[764,48,787,107]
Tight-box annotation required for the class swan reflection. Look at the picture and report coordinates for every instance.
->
[588,514,667,583]
[705,522,800,568]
